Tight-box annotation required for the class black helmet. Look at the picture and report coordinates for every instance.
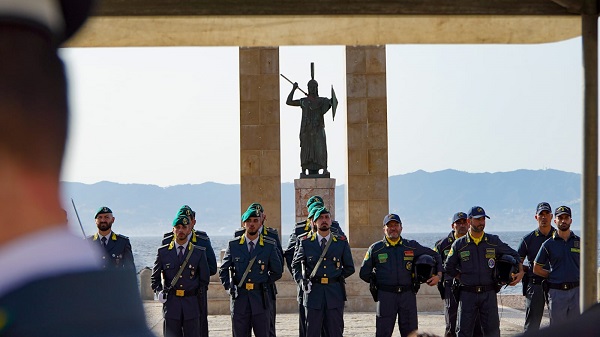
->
[494,254,519,285]
[413,254,436,284]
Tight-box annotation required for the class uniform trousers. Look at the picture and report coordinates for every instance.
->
[305,303,344,337]
[524,282,546,331]
[456,291,500,337]
[548,288,580,326]
[443,284,482,337]
[199,287,209,337]
[232,295,270,337]
[165,316,200,337]
[376,289,417,337]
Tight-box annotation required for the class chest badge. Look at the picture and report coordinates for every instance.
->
[488,258,495,269]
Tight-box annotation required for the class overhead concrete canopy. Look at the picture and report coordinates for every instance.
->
[67,0,581,47]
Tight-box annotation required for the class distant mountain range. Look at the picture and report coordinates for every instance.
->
[61,169,582,237]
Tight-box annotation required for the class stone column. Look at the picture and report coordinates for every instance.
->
[345,46,389,247]
[239,47,281,236]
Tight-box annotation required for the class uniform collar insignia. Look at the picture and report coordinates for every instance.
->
[111,232,117,241]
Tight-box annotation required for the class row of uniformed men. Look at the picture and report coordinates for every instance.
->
[88,201,580,337]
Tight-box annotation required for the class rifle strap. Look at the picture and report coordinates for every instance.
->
[168,242,194,290]
[237,256,257,288]
[309,236,333,279]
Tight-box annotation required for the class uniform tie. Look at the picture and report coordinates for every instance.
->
[321,238,327,251]
[249,241,255,255]
[178,246,185,263]
[101,237,107,247]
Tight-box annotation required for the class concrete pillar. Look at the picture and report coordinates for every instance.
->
[239,47,281,236]
[345,45,389,247]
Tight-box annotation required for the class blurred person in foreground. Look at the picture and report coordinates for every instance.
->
[0,1,153,336]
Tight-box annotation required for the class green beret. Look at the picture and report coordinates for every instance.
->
[306,195,324,208]
[246,203,264,214]
[307,202,324,218]
[173,215,190,227]
[177,205,193,218]
[94,206,112,219]
[311,206,330,220]
[241,207,262,222]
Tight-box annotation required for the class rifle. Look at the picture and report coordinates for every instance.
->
[369,274,378,302]
[70,198,86,238]
[228,267,238,299]
[301,260,310,293]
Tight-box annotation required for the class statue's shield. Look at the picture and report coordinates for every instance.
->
[331,86,338,121]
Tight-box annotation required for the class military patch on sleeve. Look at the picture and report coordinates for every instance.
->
[364,251,370,260]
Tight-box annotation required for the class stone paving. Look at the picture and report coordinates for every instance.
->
[144,297,549,337]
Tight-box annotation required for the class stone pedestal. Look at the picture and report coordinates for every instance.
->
[294,178,336,223]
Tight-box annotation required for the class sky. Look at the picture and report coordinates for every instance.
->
[59,37,584,187]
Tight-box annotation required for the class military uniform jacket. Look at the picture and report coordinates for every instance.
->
[88,232,135,270]
[534,231,580,284]
[444,232,520,286]
[284,220,345,274]
[360,236,442,286]
[163,230,217,276]
[434,231,458,282]
[291,232,355,310]
[219,235,283,315]
[151,241,210,320]
[235,225,284,270]
[517,227,556,278]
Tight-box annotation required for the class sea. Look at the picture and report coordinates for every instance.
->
[130,230,600,296]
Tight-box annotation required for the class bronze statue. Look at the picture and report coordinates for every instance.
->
[284,63,338,178]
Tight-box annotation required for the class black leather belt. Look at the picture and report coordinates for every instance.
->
[310,276,340,284]
[378,284,413,293]
[460,285,496,293]
[240,282,264,291]
[548,282,579,290]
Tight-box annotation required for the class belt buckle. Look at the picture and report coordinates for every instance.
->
[562,284,569,290]
[475,286,483,293]
[321,278,328,284]
[175,289,185,297]
[396,287,403,293]
[246,283,254,290]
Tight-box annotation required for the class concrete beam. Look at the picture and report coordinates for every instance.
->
[66,15,581,47]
